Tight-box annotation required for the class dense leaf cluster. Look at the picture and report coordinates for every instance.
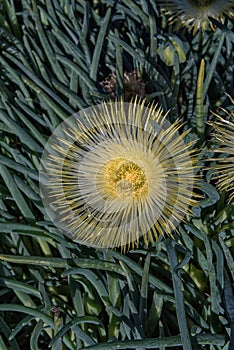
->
[0,1,233,349]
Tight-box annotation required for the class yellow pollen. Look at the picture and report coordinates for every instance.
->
[99,158,148,199]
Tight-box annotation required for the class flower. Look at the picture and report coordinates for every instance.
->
[40,100,198,251]
[158,0,234,34]
[100,70,146,100]
[210,102,234,202]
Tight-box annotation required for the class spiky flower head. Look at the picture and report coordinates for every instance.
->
[158,0,234,34]
[210,101,234,203]
[40,100,198,251]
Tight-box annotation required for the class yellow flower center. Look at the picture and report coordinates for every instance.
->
[99,158,148,199]
[188,0,216,6]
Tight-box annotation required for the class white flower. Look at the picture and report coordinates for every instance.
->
[210,101,234,202]
[158,0,234,34]
[40,100,198,251]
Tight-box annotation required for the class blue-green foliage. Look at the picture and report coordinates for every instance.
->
[0,0,233,349]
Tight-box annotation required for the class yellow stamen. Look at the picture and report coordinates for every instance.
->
[98,158,148,199]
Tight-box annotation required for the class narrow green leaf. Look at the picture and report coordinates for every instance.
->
[219,235,234,281]
[0,255,124,273]
[51,78,86,109]
[3,51,74,114]
[69,278,85,317]
[149,3,157,58]
[0,304,55,329]
[56,55,101,95]
[203,32,225,99]
[0,155,38,181]
[139,252,150,328]
[115,29,123,96]
[203,233,222,314]
[146,291,163,336]
[67,269,110,308]
[75,333,225,349]
[0,278,41,299]
[13,175,41,201]
[166,240,193,350]
[0,164,35,219]
[90,8,111,81]
[32,49,52,86]
[0,109,42,153]
[32,0,68,83]
[109,250,172,293]
[106,271,121,338]
[22,76,71,119]
[0,223,44,234]
[49,317,101,347]
[69,2,91,64]
[121,0,149,24]
[30,320,44,350]
[2,0,21,38]
[52,25,89,71]
[0,56,31,101]
[45,0,59,25]
[22,34,39,79]
[10,314,35,339]
[15,98,48,127]
[0,335,8,350]
[211,240,224,289]
[0,316,20,350]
